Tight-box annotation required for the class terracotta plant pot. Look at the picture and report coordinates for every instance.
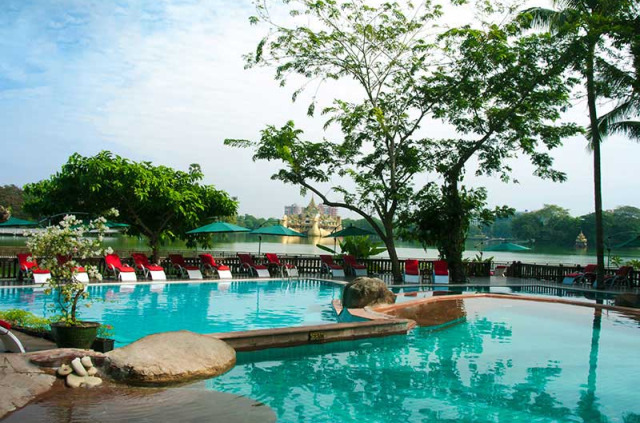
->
[50,321,100,349]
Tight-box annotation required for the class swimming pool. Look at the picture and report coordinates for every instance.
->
[209,298,640,423]
[0,279,341,346]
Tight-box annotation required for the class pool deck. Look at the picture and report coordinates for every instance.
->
[1,273,638,293]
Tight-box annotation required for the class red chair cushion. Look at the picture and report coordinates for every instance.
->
[405,260,419,275]
[184,266,200,271]
[351,264,367,269]
[566,273,581,278]
[433,261,449,276]
[146,265,165,271]
[32,269,51,274]
[216,265,230,271]
[254,265,268,270]
[0,320,11,330]
[116,265,135,272]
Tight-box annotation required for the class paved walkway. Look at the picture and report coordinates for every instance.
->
[0,353,57,419]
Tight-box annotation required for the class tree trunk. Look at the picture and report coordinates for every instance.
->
[441,178,467,283]
[149,234,160,264]
[382,219,403,283]
[586,39,605,289]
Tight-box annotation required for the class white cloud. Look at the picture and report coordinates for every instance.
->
[0,0,638,219]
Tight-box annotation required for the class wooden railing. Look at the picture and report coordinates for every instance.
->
[0,252,636,287]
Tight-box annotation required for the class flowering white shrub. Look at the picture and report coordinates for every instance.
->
[26,215,114,325]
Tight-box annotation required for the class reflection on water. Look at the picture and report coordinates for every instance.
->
[0,280,340,346]
[209,299,640,423]
[2,385,276,423]
[384,298,467,328]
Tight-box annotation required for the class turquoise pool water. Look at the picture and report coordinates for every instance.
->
[0,279,340,345]
[209,298,640,423]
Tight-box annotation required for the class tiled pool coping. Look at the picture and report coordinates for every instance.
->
[209,319,414,352]
[372,292,640,317]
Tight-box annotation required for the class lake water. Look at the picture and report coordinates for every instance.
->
[1,234,639,266]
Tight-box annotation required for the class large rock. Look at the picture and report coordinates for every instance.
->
[342,277,396,308]
[105,331,235,386]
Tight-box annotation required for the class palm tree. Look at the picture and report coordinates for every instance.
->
[519,0,638,287]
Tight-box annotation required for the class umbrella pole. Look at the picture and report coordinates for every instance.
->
[258,235,262,256]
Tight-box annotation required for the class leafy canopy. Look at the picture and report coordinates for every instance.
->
[23,151,238,256]
[228,0,446,275]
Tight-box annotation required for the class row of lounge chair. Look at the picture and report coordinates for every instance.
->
[17,252,447,284]
[562,264,633,288]
[16,252,299,283]
[17,253,632,288]
[319,255,450,284]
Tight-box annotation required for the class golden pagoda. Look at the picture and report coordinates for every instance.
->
[575,231,587,249]
[283,197,341,237]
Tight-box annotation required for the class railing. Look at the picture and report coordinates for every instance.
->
[0,252,636,287]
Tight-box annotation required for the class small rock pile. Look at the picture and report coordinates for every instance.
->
[57,356,102,388]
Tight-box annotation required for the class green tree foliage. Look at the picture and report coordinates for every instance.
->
[23,152,237,261]
[0,184,26,219]
[400,184,513,276]
[227,0,445,282]
[580,206,640,247]
[511,205,581,246]
[0,206,9,223]
[519,0,638,285]
[405,15,579,281]
[483,216,515,240]
[234,214,274,230]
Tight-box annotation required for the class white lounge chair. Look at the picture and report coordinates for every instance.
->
[0,321,26,353]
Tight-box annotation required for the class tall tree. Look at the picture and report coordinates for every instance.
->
[404,20,579,281]
[227,0,445,281]
[23,151,237,261]
[520,0,638,285]
[0,185,26,218]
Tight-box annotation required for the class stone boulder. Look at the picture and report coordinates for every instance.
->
[105,331,235,386]
[342,277,396,309]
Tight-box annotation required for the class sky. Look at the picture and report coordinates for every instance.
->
[0,0,638,219]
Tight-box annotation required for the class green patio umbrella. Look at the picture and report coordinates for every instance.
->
[186,222,250,235]
[323,225,377,252]
[0,217,38,227]
[250,225,307,255]
[614,235,640,249]
[484,242,531,252]
[324,225,376,238]
[104,221,130,229]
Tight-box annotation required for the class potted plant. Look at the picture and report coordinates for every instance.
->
[26,214,114,349]
[92,324,115,352]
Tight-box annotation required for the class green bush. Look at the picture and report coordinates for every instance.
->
[0,309,51,332]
